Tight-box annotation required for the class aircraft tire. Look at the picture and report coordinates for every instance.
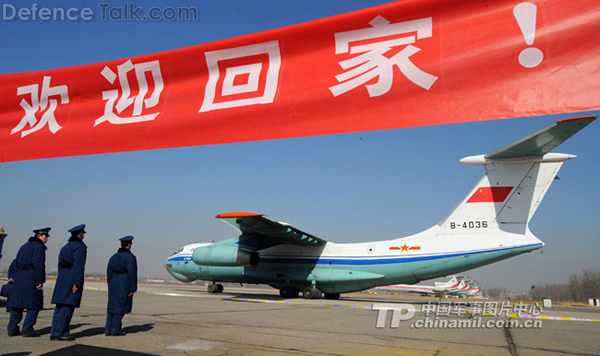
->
[303,286,322,299]
[279,287,300,298]
[207,284,218,293]
[324,293,340,300]
[217,284,224,293]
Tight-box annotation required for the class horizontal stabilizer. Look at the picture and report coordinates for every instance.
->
[487,116,596,159]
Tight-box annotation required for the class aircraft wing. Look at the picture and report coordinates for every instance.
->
[216,212,326,248]
[486,116,596,159]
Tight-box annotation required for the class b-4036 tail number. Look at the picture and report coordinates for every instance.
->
[449,221,488,229]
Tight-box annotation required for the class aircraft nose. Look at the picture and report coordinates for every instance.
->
[164,256,195,283]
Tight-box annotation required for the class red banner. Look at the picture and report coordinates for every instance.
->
[1,0,599,162]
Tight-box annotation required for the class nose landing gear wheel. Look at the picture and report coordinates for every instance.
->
[207,283,224,293]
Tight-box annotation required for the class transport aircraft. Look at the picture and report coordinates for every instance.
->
[165,117,596,299]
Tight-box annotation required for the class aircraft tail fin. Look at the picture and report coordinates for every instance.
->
[439,116,596,234]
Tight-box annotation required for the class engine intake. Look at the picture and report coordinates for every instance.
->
[192,245,259,266]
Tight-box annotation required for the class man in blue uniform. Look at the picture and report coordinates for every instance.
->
[6,227,50,337]
[50,224,87,341]
[105,235,137,336]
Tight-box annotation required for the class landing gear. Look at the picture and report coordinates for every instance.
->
[302,286,322,299]
[207,283,224,293]
[279,287,300,298]
[324,293,340,300]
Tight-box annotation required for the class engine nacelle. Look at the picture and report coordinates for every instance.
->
[192,245,259,266]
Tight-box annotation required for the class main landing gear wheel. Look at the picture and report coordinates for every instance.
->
[302,286,322,299]
[279,287,300,298]
[207,283,224,293]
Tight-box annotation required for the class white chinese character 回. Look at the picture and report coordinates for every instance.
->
[11,76,69,138]
[329,15,438,98]
[199,40,281,112]
[95,60,164,126]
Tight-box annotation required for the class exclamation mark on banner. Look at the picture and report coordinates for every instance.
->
[513,2,544,68]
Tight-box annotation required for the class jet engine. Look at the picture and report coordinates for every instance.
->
[192,245,259,266]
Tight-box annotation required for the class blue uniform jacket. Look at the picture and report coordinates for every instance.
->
[7,237,46,309]
[107,248,137,314]
[51,236,87,307]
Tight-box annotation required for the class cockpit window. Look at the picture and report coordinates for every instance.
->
[173,247,183,254]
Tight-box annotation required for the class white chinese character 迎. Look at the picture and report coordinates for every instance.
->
[11,76,69,137]
[199,40,281,112]
[94,59,164,127]
[329,15,438,98]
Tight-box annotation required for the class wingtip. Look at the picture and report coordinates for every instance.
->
[555,115,597,125]
[215,212,264,219]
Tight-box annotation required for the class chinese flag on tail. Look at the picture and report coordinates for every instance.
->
[467,187,514,203]
[1,0,600,162]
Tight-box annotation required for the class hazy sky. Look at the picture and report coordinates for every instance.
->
[1,0,598,293]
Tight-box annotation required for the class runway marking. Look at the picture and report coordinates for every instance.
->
[224,297,303,305]
[84,287,600,322]
[225,296,375,309]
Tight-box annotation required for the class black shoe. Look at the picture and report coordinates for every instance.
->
[23,331,41,337]
[111,331,126,336]
[8,331,21,337]
[50,336,75,341]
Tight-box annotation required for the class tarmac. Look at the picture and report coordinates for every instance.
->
[1,280,599,356]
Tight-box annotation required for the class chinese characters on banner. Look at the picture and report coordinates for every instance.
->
[1,0,599,162]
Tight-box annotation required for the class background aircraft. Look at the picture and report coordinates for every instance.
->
[165,117,596,299]
[375,276,482,298]
[375,276,462,296]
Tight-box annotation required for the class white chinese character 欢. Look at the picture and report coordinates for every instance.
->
[94,59,164,126]
[329,15,438,98]
[199,40,281,112]
[11,76,69,137]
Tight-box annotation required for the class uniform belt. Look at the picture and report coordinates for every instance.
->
[113,271,127,274]
[18,266,35,270]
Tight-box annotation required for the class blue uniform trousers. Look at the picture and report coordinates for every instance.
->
[7,308,39,335]
[50,304,75,337]
[105,313,125,335]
